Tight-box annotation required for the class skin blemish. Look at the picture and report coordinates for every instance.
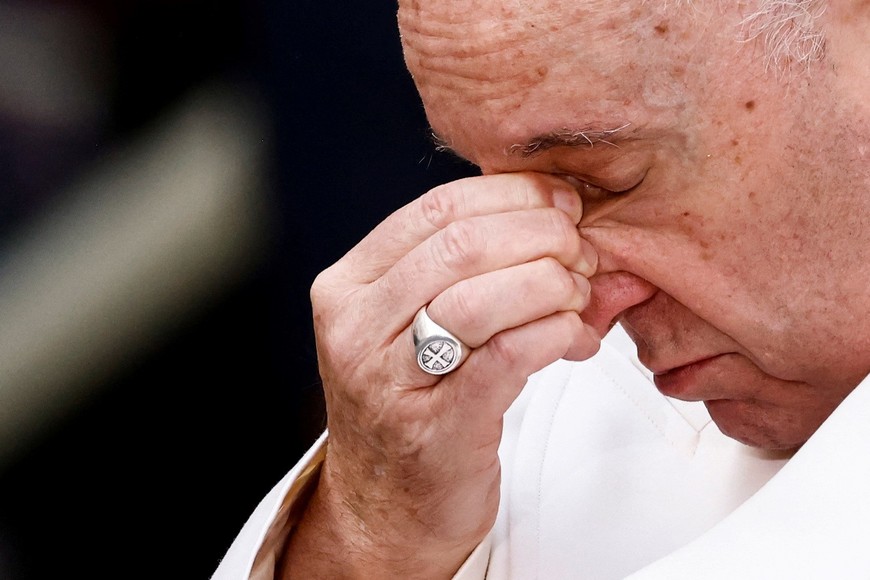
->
[744,100,756,111]
[678,214,696,237]
[536,66,549,78]
[731,138,740,147]
[654,22,669,35]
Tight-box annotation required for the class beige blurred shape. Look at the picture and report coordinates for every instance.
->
[0,85,271,468]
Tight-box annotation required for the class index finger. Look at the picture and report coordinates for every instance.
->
[340,172,583,283]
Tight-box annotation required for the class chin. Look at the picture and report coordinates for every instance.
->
[705,399,809,451]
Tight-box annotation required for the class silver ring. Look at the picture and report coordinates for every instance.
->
[412,306,470,375]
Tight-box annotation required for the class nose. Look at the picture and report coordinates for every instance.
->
[582,271,658,338]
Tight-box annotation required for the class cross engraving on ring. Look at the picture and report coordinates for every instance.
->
[420,340,456,372]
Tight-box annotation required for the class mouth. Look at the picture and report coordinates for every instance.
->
[652,354,728,401]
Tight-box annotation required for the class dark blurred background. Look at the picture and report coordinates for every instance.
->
[0,1,473,577]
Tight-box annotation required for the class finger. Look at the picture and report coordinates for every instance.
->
[426,257,592,347]
[431,311,601,426]
[340,173,584,283]
[370,208,597,336]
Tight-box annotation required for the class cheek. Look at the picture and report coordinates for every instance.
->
[581,197,758,318]
[581,194,809,373]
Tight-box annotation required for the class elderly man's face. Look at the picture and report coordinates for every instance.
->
[399,0,869,449]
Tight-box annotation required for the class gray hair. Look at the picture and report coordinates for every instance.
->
[740,0,827,71]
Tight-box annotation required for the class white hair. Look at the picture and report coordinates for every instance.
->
[740,0,827,71]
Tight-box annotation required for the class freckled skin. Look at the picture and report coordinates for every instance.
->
[274,5,866,576]
[400,0,870,449]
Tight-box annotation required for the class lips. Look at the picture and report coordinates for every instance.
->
[652,354,728,401]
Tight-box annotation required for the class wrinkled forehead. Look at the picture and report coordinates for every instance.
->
[398,0,651,94]
[397,0,691,159]
[398,0,645,35]
[398,0,638,31]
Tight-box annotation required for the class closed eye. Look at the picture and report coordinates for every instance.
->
[560,174,644,202]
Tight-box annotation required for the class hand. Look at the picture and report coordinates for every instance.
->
[282,173,600,579]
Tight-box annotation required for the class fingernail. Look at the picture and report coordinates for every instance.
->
[552,189,582,222]
[577,240,599,277]
[571,272,591,298]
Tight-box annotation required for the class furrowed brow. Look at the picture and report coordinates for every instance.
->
[508,122,633,158]
[429,122,634,163]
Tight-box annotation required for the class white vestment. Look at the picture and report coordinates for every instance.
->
[213,327,870,579]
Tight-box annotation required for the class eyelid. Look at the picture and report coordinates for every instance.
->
[563,165,649,196]
[560,175,631,201]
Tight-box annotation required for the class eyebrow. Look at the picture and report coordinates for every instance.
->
[508,122,633,157]
[431,122,634,161]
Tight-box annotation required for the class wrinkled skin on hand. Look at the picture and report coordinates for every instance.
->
[282,173,600,578]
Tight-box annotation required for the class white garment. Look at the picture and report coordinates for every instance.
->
[213,327,870,579]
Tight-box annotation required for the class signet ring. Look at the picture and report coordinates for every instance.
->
[412,306,470,376]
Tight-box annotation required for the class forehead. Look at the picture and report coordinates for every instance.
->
[398,0,696,162]
[399,0,647,95]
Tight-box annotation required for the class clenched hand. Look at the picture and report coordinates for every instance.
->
[281,173,601,579]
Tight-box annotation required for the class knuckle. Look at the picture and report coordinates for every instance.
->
[420,184,463,229]
[310,269,355,352]
[446,282,480,330]
[310,267,348,314]
[558,309,583,330]
[309,269,332,306]
[541,257,575,298]
[487,332,521,367]
[437,220,483,270]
